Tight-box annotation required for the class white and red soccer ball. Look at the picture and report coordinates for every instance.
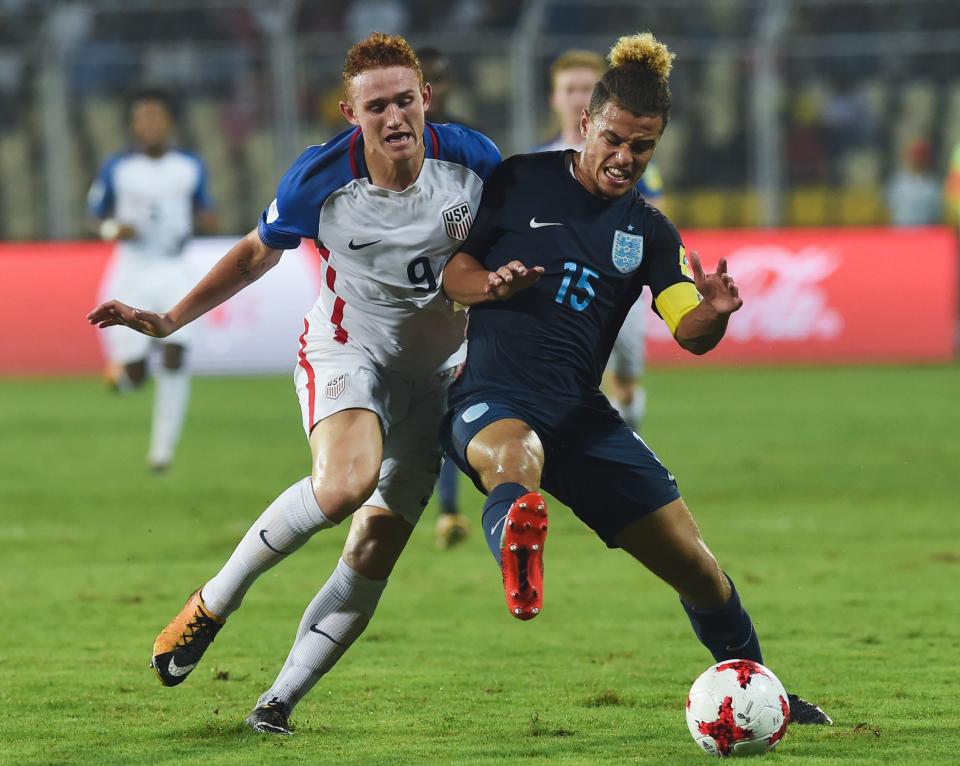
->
[685,659,790,757]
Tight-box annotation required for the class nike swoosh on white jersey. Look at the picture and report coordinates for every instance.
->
[529,217,564,228]
[167,658,198,677]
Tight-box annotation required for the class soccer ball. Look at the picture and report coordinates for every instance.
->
[685,659,790,757]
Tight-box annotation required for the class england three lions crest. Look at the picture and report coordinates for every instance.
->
[612,230,644,273]
[443,201,473,241]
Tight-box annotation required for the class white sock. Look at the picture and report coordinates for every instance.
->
[626,386,647,431]
[201,478,335,618]
[113,366,136,393]
[148,368,191,466]
[258,558,387,709]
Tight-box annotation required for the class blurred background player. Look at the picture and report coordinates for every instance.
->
[87,87,217,472]
[537,49,664,430]
[419,45,473,548]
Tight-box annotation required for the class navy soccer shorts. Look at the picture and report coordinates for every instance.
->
[439,394,681,547]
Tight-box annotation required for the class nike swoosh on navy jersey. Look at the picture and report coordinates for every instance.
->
[348,238,382,250]
[529,218,563,228]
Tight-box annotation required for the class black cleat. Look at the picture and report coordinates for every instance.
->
[788,693,833,725]
[246,698,293,735]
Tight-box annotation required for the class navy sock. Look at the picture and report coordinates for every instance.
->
[480,482,527,566]
[437,459,460,515]
[682,575,763,664]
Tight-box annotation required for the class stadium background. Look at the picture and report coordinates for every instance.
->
[1,1,959,764]
[1,0,959,237]
[1,0,958,375]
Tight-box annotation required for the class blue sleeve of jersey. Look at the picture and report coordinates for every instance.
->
[87,154,121,218]
[189,154,214,210]
[257,131,356,251]
[433,123,501,183]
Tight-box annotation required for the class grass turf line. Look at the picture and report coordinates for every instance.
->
[0,365,958,764]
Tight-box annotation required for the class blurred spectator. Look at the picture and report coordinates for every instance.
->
[885,137,942,226]
[822,77,874,176]
[344,0,410,38]
[433,0,485,31]
[786,93,827,184]
[418,47,471,126]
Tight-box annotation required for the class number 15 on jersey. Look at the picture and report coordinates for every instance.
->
[555,261,599,311]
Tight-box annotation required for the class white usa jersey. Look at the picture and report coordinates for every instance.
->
[258,122,500,376]
[88,149,213,259]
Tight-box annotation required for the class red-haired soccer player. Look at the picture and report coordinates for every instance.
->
[89,33,501,735]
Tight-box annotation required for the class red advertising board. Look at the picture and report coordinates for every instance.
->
[0,227,956,375]
[0,242,112,374]
[647,227,957,364]
[0,240,323,375]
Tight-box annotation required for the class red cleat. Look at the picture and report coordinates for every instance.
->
[500,492,548,621]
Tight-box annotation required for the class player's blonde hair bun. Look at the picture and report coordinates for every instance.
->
[608,33,674,79]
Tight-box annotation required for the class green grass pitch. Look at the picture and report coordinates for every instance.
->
[1,364,958,765]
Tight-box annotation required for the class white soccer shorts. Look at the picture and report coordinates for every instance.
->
[294,332,456,527]
[608,298,647,380]
[99,254,197,364]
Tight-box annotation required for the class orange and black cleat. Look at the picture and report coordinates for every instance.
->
[151,588,224,686]
[500,492,548,621]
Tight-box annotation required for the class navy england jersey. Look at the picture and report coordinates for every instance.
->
[454,150,699,405]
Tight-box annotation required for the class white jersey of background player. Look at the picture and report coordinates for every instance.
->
[88,33,501,736]
[88,88,216,472]
[535,50,665,429]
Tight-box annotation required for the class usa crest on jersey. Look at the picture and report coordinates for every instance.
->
[442,201,473,240]
[325,374,345,399]
[612,230,644,273]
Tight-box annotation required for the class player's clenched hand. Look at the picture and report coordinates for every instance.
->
[86,300,177,338]
[688,251,743,317]
[484,261,545,301]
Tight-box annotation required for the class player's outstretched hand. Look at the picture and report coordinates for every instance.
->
[484,261,545,301]
[688,251,743,316]
[86,300,177,338]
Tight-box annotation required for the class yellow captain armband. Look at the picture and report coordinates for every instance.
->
[655,281,701,336]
